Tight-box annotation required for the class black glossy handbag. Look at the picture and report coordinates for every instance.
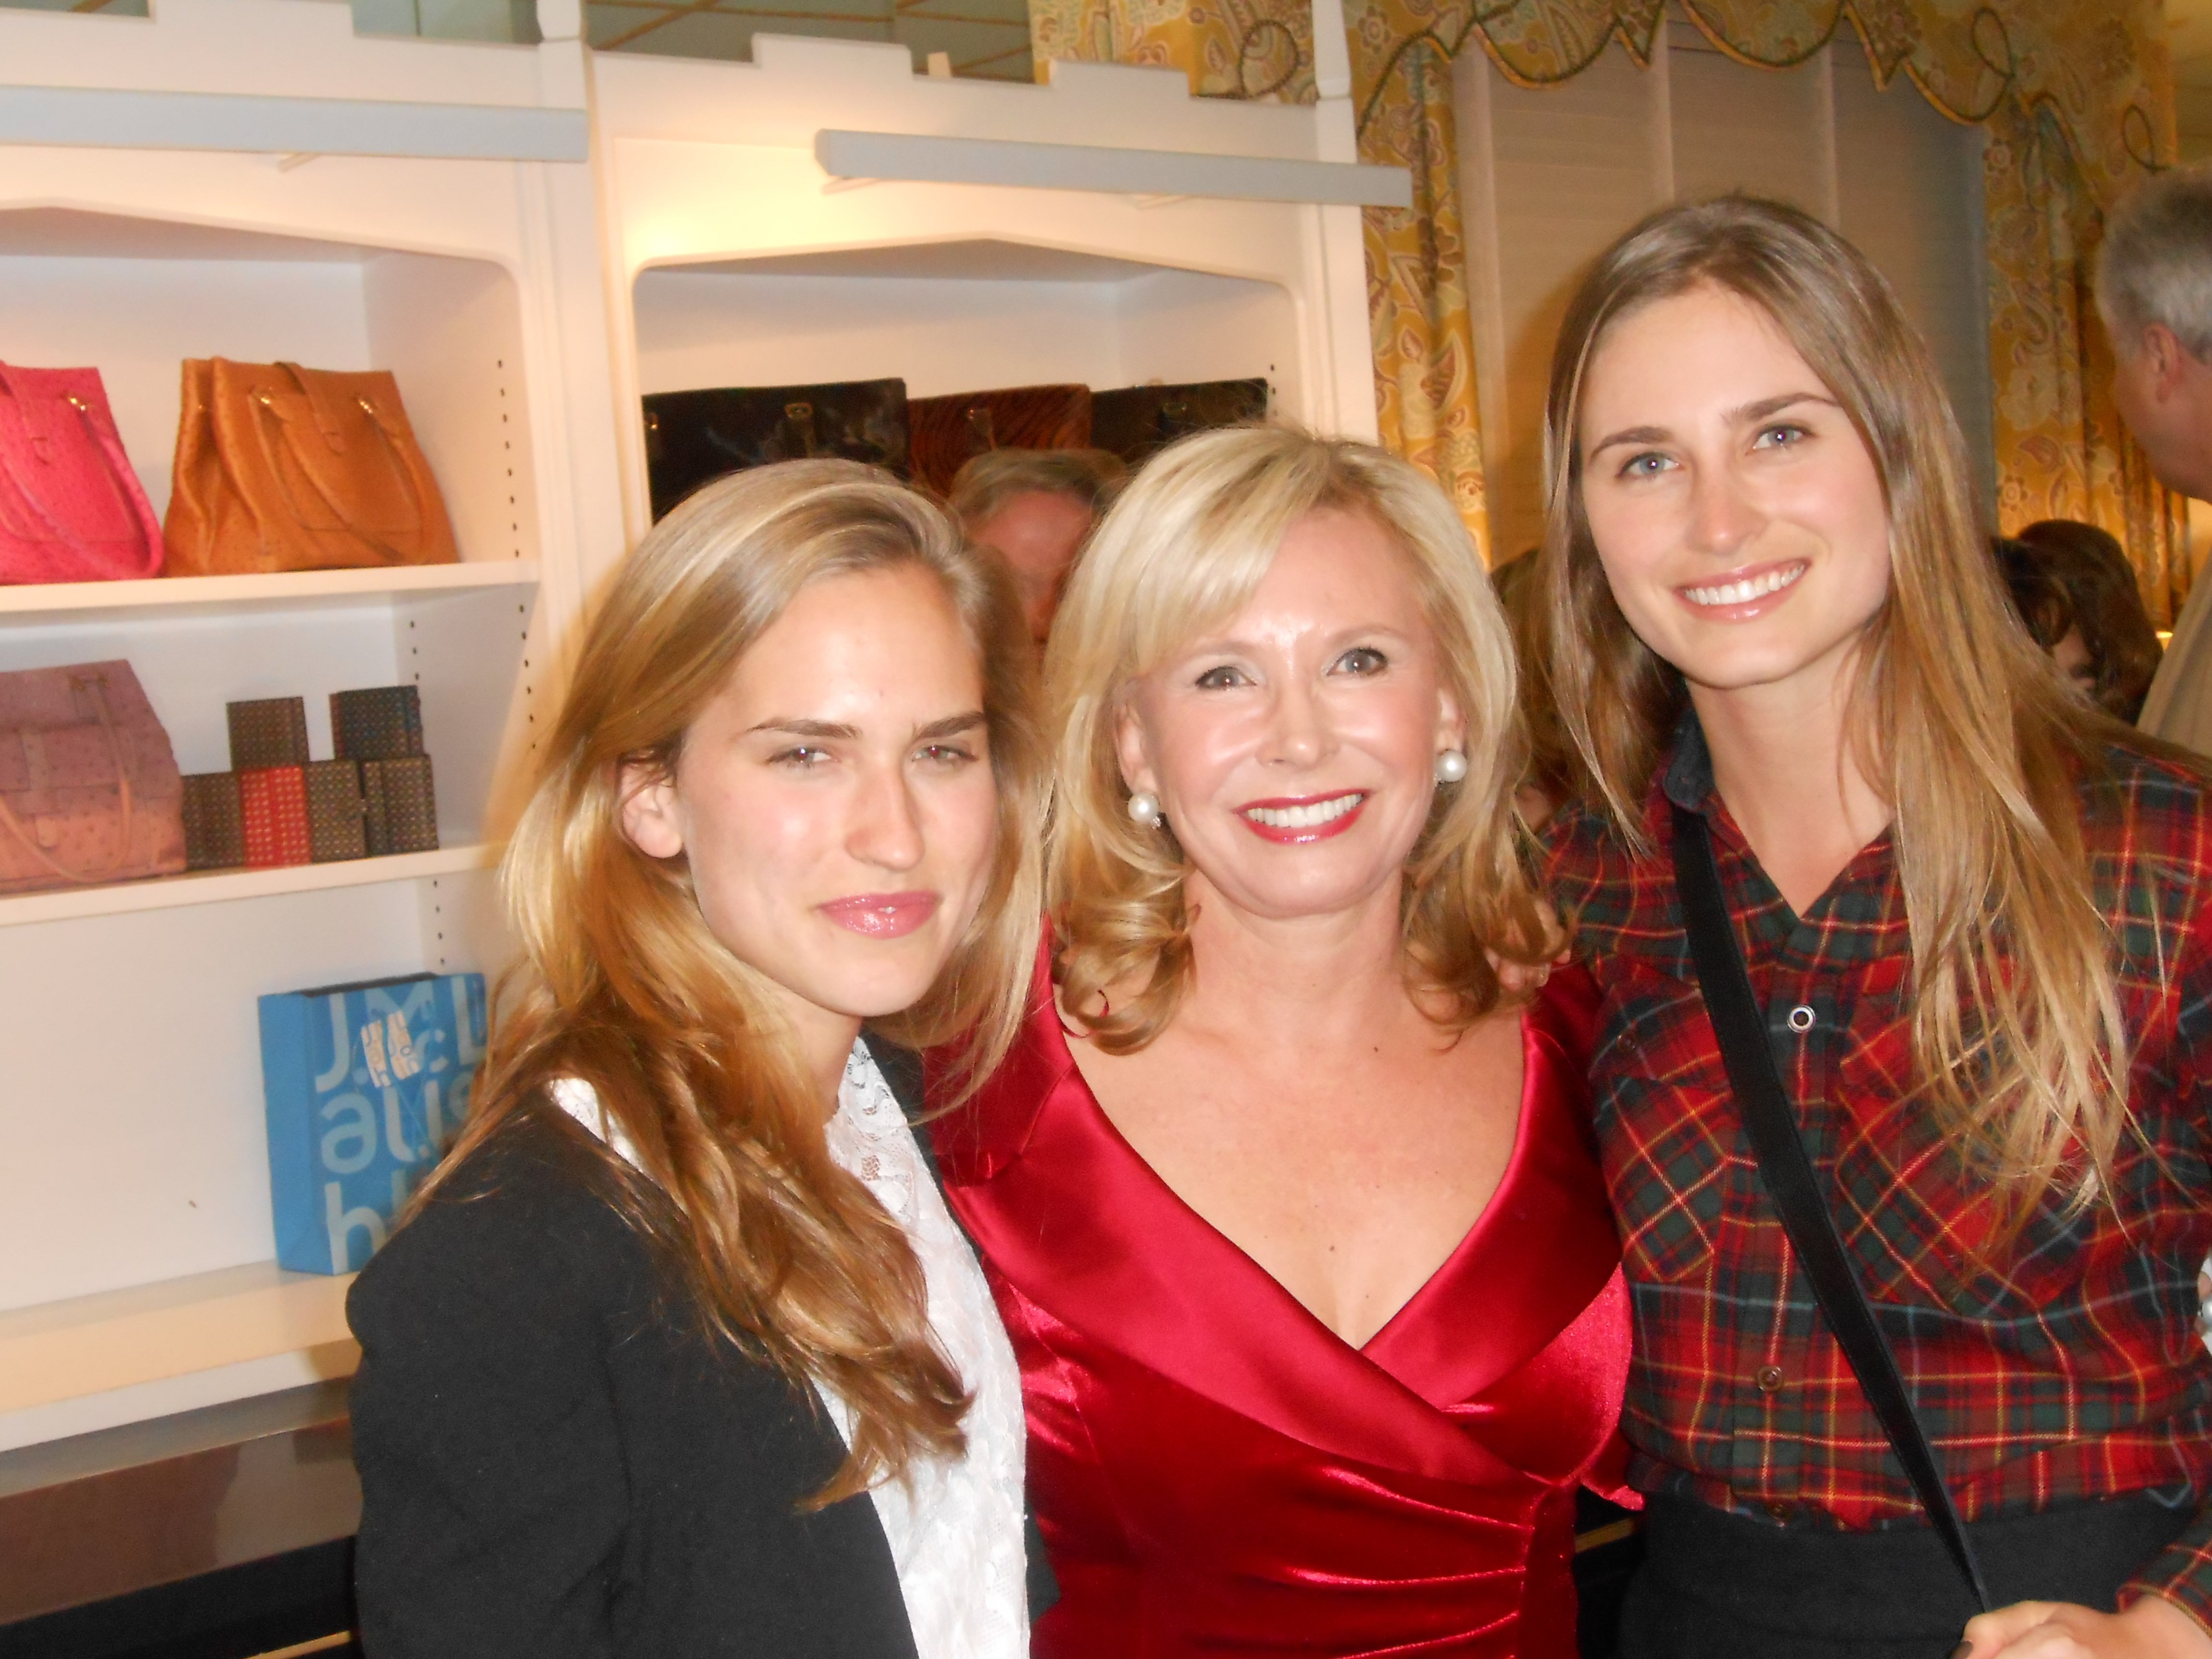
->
[1091,378,1270,465]
[641,379,910,522]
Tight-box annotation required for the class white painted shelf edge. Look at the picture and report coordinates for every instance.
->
[0,842,499,928]
[0,559,540,621]
[812,129,1413,207]
[0,1260,357,1417]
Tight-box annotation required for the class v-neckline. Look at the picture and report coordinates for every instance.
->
[929,959,1622,1480]
[1046,1002,1536,1376]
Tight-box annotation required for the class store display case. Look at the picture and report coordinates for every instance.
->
[0,0,620,1455]
[592,29,1386,557]
[0,0,1393,1462]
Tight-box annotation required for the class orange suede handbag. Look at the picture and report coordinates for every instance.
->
[164,359,458,576]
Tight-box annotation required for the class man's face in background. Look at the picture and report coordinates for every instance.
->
[970,488,1097,648]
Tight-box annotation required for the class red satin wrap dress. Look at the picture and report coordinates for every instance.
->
[927,962,1631,1657]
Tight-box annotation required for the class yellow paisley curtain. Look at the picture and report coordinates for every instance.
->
[1028,0,1314,99]
[1035,0,2181,612]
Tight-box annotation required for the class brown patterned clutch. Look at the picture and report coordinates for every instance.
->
[907,385,1093,496]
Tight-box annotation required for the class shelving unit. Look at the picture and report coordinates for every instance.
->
[0,0,1396,1455]
[0,1263,356,1428]
[0,561,541,623]
[592,32,1379,556]
[0,0,624,1452]
[0,845,498,930]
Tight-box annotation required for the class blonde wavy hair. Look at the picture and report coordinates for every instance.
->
[1047,425,1561,1052]
[1538,196,2136,1217]
[422,461,1045,1503]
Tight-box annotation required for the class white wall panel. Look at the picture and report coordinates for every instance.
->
[1668,27,1828,216]
[1458,18,1996,554]
[0,257,370,517]
[1462,41,1663,563]
[0,882,445,1311]
[1832,38,1995,503]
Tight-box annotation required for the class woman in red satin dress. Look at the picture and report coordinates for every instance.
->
[929,427,1630,1657]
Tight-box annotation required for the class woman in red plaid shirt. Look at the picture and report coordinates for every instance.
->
[1538,196,2212,1659]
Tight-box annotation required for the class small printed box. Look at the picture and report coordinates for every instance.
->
[331,686,424,762]
[304,759,367,863]
[227,697,310,771]
[260,971,488,1274]
[364,755,438,855]
[180,772,245,870]
[240,766,312,868]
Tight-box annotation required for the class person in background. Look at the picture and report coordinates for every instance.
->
[931,425,1629,1657]
[1995,535,2080,678]
[347,461,1052,1659]
[1997,522,2165,722]
[951,449,1127,651]
[2097,165,2212,748]
[1541,195,2212,1659]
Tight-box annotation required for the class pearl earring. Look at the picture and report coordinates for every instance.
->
[1126,791,1164,828]
[1434,749,1469,784]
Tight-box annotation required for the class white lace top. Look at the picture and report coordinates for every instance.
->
[549,1044,1030,1659]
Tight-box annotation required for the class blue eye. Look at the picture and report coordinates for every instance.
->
[1194,664,1248,690]
[1618,452,1672,479]
[1755,422,1811,450]
[1335,647,1387,675]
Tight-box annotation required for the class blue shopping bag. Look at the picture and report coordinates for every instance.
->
[259,971,488,1274]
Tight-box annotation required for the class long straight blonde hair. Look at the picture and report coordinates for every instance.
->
[424,461,1045,1503]
[1049,425,1560,1051]
[1539,196,2136,1217]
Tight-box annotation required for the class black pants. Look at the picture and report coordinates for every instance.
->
[1617,1492,2194,1659]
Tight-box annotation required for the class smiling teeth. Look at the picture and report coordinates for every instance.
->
[1684,565,1806,607]
[1245,794,1362,830]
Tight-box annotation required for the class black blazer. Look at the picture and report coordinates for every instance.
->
[348,1036,1051,1658]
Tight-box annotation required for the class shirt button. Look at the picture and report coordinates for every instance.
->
[1786,1005,1816,1033]
[1755,1365,1785,1393]
[1765,1501,1791,1522]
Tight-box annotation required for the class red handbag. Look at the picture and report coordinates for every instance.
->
[0,365,164,584]
[0,662,186,894]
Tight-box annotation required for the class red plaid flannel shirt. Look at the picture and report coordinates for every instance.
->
[1545,716,2212,1619]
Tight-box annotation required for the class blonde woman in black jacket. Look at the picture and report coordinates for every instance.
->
[348,461,1051,1658]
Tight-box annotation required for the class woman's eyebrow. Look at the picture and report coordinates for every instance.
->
[1587,424,1670,458]
[747,713,986,741]
[747,717,855,739]
[1726,390,1838,424]
[1174,624,1417,657]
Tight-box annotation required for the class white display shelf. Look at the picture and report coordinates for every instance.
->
[0,0,1387,1454]
[0,843,497,929]
[0,561,540,624]
[0,1261,356,1419]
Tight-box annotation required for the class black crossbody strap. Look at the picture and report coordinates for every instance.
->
[1669,803,1992,1611]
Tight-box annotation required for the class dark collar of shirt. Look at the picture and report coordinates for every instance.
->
[1634,706,1909,974]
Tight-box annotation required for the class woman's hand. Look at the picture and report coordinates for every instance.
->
[1958,1596,2212,1659]
[1488,897,1569,997]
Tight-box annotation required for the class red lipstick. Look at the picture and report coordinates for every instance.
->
[818,891,941,938]
[1237,792,1366,845]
